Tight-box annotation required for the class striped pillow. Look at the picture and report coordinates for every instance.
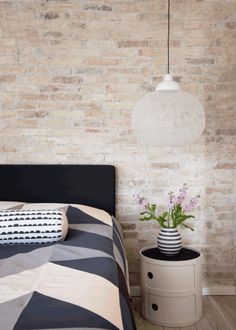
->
[0,209,68,245]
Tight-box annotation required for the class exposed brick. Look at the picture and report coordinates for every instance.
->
[44,31,62,38]
[53,76,83,84]
[122,223,137,231]
[0,75,16,82]
[43,12,59,20]
[83,4,112,12]
[225,22,236,29]
[187,58,215,65]
[214,163,236,169]
[124,232,137,239]
[216,128,236,136]
[21,94,49,101]
[151,163,179,170]
[86,57,120,66]
[205,187,233,194]
[74,67,104,75]
[1,145,17,153]
[118,40,149,48]
[0,0,235,289]
[20,111,48,118]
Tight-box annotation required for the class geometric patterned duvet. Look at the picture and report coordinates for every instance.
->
[0,202,136,330]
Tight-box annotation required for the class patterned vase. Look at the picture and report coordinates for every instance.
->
[157,228,182,256]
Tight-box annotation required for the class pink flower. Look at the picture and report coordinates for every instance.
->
[183,195,200,213]
[168,184,188,209]
[133,193,148,212]
[168,191,175,210]
[175,183,188,205]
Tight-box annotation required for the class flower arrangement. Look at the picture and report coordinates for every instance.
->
[133,184,200,231]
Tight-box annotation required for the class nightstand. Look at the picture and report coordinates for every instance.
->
[140,246,202,327]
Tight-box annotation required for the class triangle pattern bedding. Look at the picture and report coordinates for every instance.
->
[0,203,136,330]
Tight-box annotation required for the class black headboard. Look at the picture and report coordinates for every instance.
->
[0,165,116,215]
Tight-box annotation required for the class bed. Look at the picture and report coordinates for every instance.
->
[0,165,136,330]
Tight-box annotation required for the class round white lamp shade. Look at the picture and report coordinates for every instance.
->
[132,75,205,147]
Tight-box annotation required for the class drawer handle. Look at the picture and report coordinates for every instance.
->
[152,303,158,311]
[147,272,153,279]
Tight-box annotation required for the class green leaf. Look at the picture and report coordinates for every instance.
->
[156,214,168,228]
[181,223,194,231]
[150,204,156,213]
[139,217,152,221]
[162,211,168,218]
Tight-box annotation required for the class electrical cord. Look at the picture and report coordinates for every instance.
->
[167,0,170,74]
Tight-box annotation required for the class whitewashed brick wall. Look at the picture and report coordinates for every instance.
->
[0,0,235,287]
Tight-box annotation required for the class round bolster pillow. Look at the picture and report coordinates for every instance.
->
[0,209,68,245]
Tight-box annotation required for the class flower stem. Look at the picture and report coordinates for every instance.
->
[167,210,170,228]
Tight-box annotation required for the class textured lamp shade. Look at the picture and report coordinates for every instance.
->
[132,76,205,147]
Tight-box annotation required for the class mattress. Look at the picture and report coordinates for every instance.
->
[0,202,136,330]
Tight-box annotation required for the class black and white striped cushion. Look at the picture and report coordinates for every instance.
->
[0,209,68,245]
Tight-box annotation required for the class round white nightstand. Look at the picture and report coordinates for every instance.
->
[140,246,202,327]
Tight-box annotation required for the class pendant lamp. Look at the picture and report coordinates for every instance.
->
[132,0,205,147]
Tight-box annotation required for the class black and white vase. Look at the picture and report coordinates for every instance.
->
[157,228,182,256]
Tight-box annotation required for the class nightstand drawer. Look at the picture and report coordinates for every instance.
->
[144,262,195,292]
[140,247,202,326]
[144,292,196,325]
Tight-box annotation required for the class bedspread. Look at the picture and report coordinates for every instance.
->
[0,203,136,330]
